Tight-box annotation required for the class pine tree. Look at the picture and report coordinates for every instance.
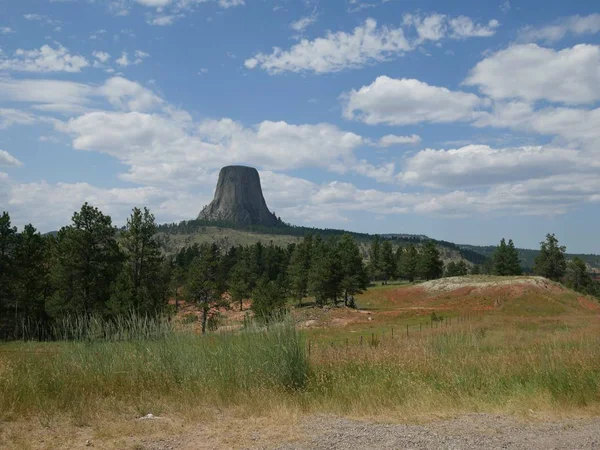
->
[534,233,567,281]
[565,257,591,293]
[417,241,443,281]
[251,275,286,324]
[229,255,252,311]
[12,224,49,335]
[48,203,122,317]
[0,212,17,337]
[185,243,224,333]
[506,239,522,275]
[368,235,383,282]
[114,207,167,315]
[287,237,311,306]
[492,238,509,275]
[337,234,368,306]
[380,240,396,284]
[308,237,342,306]
[401,244,419,282]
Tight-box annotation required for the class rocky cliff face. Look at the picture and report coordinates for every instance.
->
[198,166,279,226]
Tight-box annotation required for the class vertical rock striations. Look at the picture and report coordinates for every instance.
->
[198,166,279,226]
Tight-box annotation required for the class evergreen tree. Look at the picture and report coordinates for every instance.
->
[418,241,444,281]
[0,212,17,337]
[12,224,49,335]
[492,238,509,275]
[380,240,396,284]
[368,235,383,281]
[506,239,522,275]
[470,264,482,275]
[48,203,122,317]
[401,244,419,282]
[185,243,225,333]
[337,234,368,306]
[565,257,592,293]
[308,237,342,306]
[229,255,252,311]
[287,237,311,306]
[113,207,167,315]
[492,238,522,276]
[251,275,287,324]
[534,233,567,281]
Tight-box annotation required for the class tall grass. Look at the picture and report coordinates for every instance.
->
[17,313,175,342]
[0,317,308,419]
[3,315,600,421]
[306,321,600,415]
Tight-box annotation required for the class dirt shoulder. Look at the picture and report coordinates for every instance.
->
[8,413,600,449]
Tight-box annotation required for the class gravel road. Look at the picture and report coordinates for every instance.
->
[274,414,600,450]
[138,413,600,450]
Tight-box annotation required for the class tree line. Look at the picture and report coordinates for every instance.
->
[0,204,370,339]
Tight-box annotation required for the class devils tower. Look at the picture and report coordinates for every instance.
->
[198,166,280,226]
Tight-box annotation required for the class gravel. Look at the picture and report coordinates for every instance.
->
[137,413,600,449]
[275,414,600,450]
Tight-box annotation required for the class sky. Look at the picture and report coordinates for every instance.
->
[1,0,600,253]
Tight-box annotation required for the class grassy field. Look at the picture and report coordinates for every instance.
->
[2,276,600,448]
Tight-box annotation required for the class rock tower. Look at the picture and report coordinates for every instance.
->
[197,165,279,226]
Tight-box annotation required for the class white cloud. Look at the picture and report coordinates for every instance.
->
[0,109,36,129]
[499,1,511,13]
[92,51,111,63]
[245,18,410,74]
[0,44,89,73]
[135,0,172,6]
[0,76,162,115]
[98,76,163,112]
[0,27,14,34]
[474,101,600,150]
[403,13,499,42]
[61,113,367,186]
[465,44,600,105]
[399,145,590,188]
[218,0,244,7]
[519,14,600,43]
[290,15,317,32]
[116,50,149,66]
[448,17,499,38]
[378,134,421,146]
[343,76,484,125]
[0,150,22,167]
[246,14,498,74]
[149,15,181,26]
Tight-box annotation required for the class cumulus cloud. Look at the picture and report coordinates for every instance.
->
[465,44,600,105]
[343,76,484,125]
[0,44,89,73]
[399,145,591,188]
[403,13,499,42]
[62,113,366,185]
[92,51,111,63]
[519,13,600,43]
[116,50,150,67]
[378,134,421,146]
[245,19,410,74]
[0,27,14,34]
[0,150,22,167]
[246,14,498,74]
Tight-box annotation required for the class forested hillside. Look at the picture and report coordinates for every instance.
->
[460,244,600,271]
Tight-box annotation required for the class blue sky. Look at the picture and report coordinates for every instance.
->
[1,0,600,253]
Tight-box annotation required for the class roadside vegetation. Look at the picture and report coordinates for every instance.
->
[2,203,600,446]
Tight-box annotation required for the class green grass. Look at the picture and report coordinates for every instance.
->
[0,318,308,421]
